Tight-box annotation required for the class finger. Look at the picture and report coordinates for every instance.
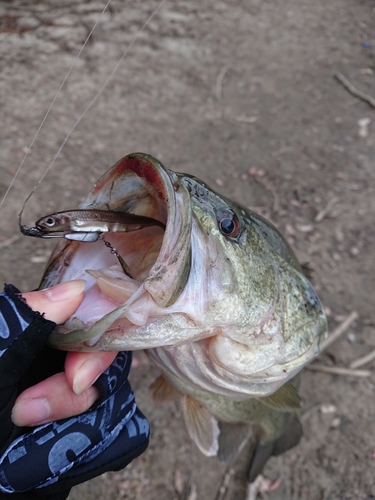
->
[11,372,99,427]
[22,280,86,323]
[65,351,117,395]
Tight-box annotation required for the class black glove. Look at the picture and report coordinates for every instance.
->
[0,285,149,499]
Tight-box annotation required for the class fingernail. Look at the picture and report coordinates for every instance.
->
[45,280,86,302]
[12,398,50,427]
[73,358,102,395]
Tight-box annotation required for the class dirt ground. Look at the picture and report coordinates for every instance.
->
[1,0,375,498]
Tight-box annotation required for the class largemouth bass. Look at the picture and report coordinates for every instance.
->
[34,153,327,480]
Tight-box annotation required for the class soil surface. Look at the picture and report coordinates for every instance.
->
[1,1,375,499]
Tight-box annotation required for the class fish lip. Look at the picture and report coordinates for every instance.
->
[42,153,193,345]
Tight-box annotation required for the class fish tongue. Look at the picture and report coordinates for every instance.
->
[86,267,141,304]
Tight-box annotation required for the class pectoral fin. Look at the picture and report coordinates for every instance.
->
[148,375,182,403]
[181,396,220,457]
[256,382,301,412]
[217,422,253,464]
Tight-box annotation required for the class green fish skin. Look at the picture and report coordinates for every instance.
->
[39,153,327,481]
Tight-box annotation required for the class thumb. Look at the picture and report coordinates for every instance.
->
[22,280,86,324]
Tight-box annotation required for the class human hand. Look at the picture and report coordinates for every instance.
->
[12,280,117,426]
[0,282,149,499]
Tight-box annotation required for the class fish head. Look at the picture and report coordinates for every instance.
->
[43,153,327,399]
[35,212,72,232]
[151,173,328,398]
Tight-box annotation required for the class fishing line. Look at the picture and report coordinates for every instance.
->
[0,0,113,210]
[7,0,166,223]
[27,0,166,194]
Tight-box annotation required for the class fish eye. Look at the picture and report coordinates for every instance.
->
[217,209,241,239]
[44,217,56,227]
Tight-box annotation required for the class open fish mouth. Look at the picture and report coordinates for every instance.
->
[44,153,194,349]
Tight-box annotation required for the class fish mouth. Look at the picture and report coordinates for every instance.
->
[45,153,192,349]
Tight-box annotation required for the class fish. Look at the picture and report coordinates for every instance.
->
[33,152,327,481]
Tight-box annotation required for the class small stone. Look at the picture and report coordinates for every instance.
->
[30,256,48,263]
[309,162,320,170]
[18,16,40,30]
[236,115,258,123]
[296,224,314,233]
[215,178,224,187]
[358,117,371,138]
[332,144,345,152]
[285,223,295,235]
[324,306,332,316]
[320,404,336,414]
[330,417,341,429]
[347,332,356,343]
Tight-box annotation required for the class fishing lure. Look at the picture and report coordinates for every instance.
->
[19,208,165,278]
[19,209,165,242]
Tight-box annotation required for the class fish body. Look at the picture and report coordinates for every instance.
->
[36,153,327,479]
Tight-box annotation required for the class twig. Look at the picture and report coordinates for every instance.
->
[174,469,184,496]
[235,115,258,123]
[216,66,228,101]
[350,347,375,369]
[187,484,197,500]
[246,482,258,500]
[306,365,371,377]
[214,468,234,500]
[320,311,359,352]
[246,475,281,500]
[334,72,375,109]
[307,312,373,378]
[314,197,339,223]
